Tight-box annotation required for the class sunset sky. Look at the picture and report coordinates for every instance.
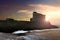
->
[0,0,60,26]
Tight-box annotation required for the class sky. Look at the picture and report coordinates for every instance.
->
[0,0,60,26]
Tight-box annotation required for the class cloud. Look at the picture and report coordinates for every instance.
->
[28,4,60,14]
[17,10,32,13]
[17,9,32,15]
[17,9,33,21]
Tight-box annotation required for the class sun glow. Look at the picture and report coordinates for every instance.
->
[45,16,50,21]
[29,4,60,25]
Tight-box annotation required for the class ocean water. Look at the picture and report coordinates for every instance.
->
[15,28,60,40]
[0,28,60,40]
[16,35,48,40]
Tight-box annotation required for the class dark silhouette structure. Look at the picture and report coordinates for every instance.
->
[30,12,58,29]
[0,12,58,33]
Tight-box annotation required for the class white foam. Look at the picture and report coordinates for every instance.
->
[12,30,28,34]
